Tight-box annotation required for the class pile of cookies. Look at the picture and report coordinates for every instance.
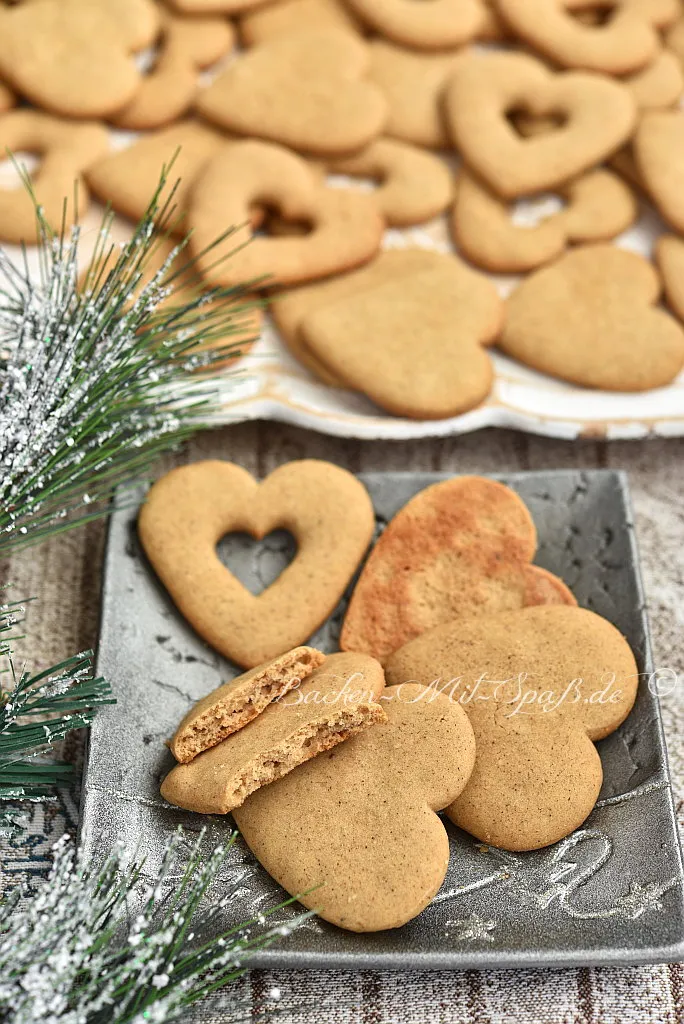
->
[140,460,640,932]
[3,0,684,418]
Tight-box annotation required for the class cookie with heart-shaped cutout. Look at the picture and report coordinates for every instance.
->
[634,109,684,233]
[162,651,387,813]
[239,0,362,46]
[111,7,234,129]
[297,253,502,418]
[452,168,637,273]
[327,138,453,226]
[0,110,109,243]
[86,120,228,238]
[138,460,375,669]
[0,0,159,118]
[385,606,639,851]
[496,0,662,74]
[445,51,636,198]
[272,248,444,383]
[655,234,684,322]
[188,139,384,290]
[196,27,387,156]
[368,40,463,149]
[233,683,476,931]
[500,243,684,391]
[341,475,576,663]
[344,0,485,50]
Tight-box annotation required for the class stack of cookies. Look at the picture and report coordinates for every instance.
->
[141,460,640,933]
[2,0,684,417]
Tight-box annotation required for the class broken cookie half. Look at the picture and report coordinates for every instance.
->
[160,651,386,814]
[168,645,326,764]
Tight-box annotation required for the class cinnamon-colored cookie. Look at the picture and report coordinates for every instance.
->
[0,110,109,243]
[233,683,476,931]
[196,28,387,156]
[327,138,453,226]
[445,51,636,198]
[341,475,575,662]
[161,652,387,813]
[0,0,160,118]
[111,7,234,129]
[138,460,375,668]
[188,140,384,290]
[500,244,684,391]
[385,606,639,851]
[452,168,637,273]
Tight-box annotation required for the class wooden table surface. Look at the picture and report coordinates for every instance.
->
[3,422,683,1023]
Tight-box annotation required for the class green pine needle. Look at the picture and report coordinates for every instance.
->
[0,165,260,556]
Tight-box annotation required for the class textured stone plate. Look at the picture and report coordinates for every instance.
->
[79,470,684,969]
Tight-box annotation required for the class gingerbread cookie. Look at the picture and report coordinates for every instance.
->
[111,8,234,130]
[0,0,160,118]
[0,110,109,243]
[344,0,484,50]
[500,244,684,391]
[445,51,636,198]
[327,139,453,227]
[368,41,463,149]
[162,652,386,813]
[233,683,476,931]
[634,109,684,233]
[452,168,637,273]
[298,253,502,419]
[169,646,325,763]
[188,140,383,290]
[196,28,387,156]
[341,475,575,663]
[86,120,227,237]
[239,0,361,46]
[655,234,684,322]
[496,0,661,74]
[623,51,683,110]
[138,460,375,669]
[272,248,444,383]
[385,607,639,851]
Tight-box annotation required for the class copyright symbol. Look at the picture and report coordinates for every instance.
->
[648,668,678,699]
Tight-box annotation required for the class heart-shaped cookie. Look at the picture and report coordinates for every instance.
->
[188,140,384,290]
[656,234,684,322]
[137,460,375,669]
[341,475,575,663]
[233,683,476,931]
[344,0,485,50]
[239,0,362,46]
[500,243,684,390]
[445,51,636,198]
[385,606,639,851]
[0,110,109,243]
[496,0,661,74]
[86,120,228,237]
[196,27,387,156]
[327,138,453,227]
[452,168,637,273]
[634,109,684,233]
[297,253,502,418]
[161,651,387,813]
[111,7,235,129]
[624,51,684,110]
[0,0,159,118]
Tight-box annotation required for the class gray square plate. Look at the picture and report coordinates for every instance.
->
[79,470,684,970]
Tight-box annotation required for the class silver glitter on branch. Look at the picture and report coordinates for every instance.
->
[0,170,257,555]
[0,595,114,836]
[0,828,309,1024]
